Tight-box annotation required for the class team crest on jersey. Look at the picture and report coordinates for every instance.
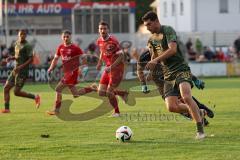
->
[66,49,71,55]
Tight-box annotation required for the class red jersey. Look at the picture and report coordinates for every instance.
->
[97,35,123,67]
[56,43,83,73]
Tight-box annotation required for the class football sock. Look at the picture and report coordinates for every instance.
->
[4,102,10,110]
[192,96,214,118]
[192,96,202,108]
[109,96,120,113]
[28,94,35,99]
[55,101,61,109]
[196,122,204,133]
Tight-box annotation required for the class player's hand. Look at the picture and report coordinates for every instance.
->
[47,68,53,73]
[146,74,152,81]
[145,59,157,70]
[13,66,21,74]
[6,56,14,62]
[104,66,111,73]
[193,79,205,90]
[6,57,11,62]
[142,85,150,94]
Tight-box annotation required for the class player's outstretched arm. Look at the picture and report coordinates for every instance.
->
[48,56,59,73]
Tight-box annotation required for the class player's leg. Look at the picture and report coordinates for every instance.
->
[1,81,14,113]
[46,81,66,115]
[70,84,98,98]
[163,79,190,114]
[107,69,125,117]
[1,72,16,113]
[13,75,40,108]
[179,82,205,139]
[97,70,122,117]
[110,68,127,101]
[106,85,120,117]
[71,71,98,98]
[165,96,190,113]
[98,70,120,116]
[98,70,109,97]
[192,96,214,118]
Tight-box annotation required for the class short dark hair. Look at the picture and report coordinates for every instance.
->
[99,21,109,29]
[142,11,158,22]
[62,30,72,35]
[18,29,27,34]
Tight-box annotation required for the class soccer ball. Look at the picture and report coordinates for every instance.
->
[115,126,133,142]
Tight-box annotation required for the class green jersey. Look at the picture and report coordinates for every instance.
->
[147,25,190,80]
[14,40,33,74]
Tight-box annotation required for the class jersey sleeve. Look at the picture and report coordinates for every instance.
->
[55,45,61,58]
[26,44,33,59]
[111,36,121,53]
[165,26,177,44]
[76,45,83,56]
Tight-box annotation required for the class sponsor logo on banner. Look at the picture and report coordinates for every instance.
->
[7,3,75,15]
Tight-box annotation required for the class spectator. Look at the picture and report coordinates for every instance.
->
[203,46,215,61]
[186,38,197,61]
[8,41,16,56]
[32,52,41,66]
[215,48,225,62]
[45,53,54,66]
[85,41,98,64]
[195,38,203,54]
[186,38,193,51]
[233,36,240,57]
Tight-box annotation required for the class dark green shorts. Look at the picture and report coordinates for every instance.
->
[164,70,193,98]
[7,71,27,88]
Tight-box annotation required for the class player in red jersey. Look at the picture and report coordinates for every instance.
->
[96,21,128,117]
[46,30,97,115]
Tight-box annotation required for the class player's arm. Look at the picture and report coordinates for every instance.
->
[96,51,103,70]
[146,42,177,70]
[48,55,59,73]
[137,50,151,93]
[108,51,124,70]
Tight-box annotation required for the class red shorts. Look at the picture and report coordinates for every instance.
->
[100,68,124,87]
[61,70,79,86]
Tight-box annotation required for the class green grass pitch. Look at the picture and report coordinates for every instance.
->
[0,77,240,160]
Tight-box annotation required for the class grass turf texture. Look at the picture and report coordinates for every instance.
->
[0,77,240,160]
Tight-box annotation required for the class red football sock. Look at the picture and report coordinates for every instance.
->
[55,101,61,109]
[109,96,120,113]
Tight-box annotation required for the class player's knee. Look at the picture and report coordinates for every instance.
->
[55,86,62,93]
[166,102,178,113]
[14,89,21,96]
[106,92,114,99]
[4,85,10,92]
[98,91,106,97]
[181,95,192,104]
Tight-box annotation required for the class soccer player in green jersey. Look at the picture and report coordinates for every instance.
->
[137,50,214,126]
[142,11,205,139]
[1,30,40,113]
